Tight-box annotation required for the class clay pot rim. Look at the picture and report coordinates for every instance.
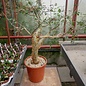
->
[24,55,47,69]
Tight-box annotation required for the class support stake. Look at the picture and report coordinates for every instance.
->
[2,0,11,44]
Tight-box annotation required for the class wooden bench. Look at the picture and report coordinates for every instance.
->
[20,67,62,86]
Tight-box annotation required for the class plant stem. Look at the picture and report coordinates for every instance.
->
[31,27,42,64]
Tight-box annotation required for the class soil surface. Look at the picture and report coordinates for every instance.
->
[25,56,46,68]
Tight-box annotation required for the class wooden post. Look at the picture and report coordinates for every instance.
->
[2,0,11,44]
[13,0,18,27]
[72,0,79,33]
[63,0,68,33]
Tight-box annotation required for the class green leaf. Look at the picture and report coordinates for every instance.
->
[58,9,61,13]
[28,1,32,5]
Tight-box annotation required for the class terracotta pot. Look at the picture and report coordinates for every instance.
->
[24,56,47,83]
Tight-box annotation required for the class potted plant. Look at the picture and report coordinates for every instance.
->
[0,43,23,85]
[16,0,66,83]
[0,59,13,85]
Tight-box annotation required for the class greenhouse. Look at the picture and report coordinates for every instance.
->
[0,0,86,86]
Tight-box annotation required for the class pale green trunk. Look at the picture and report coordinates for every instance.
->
[31,36,39,64]
[31,27,41,64]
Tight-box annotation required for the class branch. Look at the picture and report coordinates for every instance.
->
[37,37,45,49]
[49,24,60,33]
[40,33,64,38]
[37,33,49,49]
[2,12,31,35]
